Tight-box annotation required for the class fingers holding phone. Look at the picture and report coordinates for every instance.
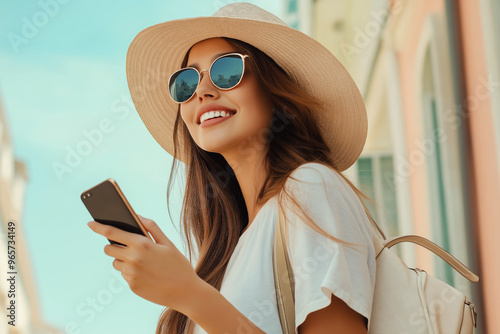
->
[135,214,171,245]
[87,220,148,246]
[81,179,152,245]
[81,180,204,309]
[86,215,170,247]
[87,215,201,309]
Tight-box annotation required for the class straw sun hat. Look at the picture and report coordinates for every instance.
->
[126,2,367,172]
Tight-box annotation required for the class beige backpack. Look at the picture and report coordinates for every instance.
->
[273,208,479,333]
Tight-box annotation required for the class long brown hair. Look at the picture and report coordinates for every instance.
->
[156,37,384,333]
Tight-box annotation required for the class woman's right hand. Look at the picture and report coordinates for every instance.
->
[87,214,204,311]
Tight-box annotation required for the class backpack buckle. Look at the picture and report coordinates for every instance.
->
[465,299,478,328]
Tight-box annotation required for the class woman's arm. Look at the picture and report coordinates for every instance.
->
[298,294,367,333]
[87,215,365,333]
[183,281,265,334]
[87,216,264,334]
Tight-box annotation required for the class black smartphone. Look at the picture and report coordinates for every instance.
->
[81,178,152,246]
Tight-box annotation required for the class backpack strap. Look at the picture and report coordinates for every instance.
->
[379,235,479,282]
[273,206,295,333]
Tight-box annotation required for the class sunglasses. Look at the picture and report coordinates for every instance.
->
[168,53,249,103]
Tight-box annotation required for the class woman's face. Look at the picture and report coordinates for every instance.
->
[180,38,273,162]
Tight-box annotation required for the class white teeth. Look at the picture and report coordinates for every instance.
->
[200,110,235,124]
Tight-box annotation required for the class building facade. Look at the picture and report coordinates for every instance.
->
[285,0,500,333]
[0,97,62,333]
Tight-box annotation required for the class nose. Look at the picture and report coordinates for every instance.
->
[195,69,220,101]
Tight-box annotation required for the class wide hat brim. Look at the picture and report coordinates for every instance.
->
[126,2,367,172]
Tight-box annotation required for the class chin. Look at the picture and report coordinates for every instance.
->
[197,137,235,154]
[197,144,225,156]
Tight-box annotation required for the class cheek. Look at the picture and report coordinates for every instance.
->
[179,105,193,125]
[179,106,186,122]
[179,106,197,139]
[237,81,273,125]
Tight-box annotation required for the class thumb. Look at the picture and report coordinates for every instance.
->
[137,214,170,245]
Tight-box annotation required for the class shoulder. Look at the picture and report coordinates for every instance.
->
[289,162,336,180]
[285,162,351,195]
[282,162,372,237]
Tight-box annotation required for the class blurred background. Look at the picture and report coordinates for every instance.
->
[0,0,498,333]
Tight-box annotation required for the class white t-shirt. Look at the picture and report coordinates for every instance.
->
[193,162,377,334]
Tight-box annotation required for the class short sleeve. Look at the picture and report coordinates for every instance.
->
[282,163,376,332]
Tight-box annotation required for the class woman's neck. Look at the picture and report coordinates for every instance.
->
[224,149,268,228]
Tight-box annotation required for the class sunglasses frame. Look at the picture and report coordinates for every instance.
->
[168,52,250,104]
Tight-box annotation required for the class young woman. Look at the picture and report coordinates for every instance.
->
[88,3,384,333]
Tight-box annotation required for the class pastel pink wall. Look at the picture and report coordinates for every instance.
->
[458,0,500,332]
[393,0,499,331]
[395,0,445,272]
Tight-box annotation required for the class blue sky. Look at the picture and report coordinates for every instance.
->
[0,1,282,332]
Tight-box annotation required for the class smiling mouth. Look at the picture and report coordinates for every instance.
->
[199,110,236,124]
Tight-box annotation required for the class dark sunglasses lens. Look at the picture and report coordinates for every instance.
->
[210,55,244,89]
[169,68,199,103]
